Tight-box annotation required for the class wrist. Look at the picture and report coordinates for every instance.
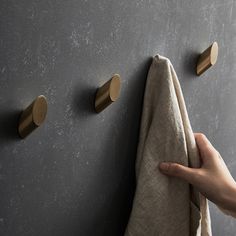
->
[220,183,236,213]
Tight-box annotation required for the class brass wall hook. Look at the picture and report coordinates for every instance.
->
[196,42,218,76]
[95,74,121,113]
[18,95,48,138]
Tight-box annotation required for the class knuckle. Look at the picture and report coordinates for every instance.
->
[170,163,181,175]
[198,133,206,140]
[196,133,210,148]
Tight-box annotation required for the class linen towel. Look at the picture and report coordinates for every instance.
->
[125,55,212,236]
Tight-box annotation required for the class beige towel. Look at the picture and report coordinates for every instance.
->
[125,55,212,236]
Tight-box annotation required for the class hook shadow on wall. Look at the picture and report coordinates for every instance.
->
[17,74,121,139]
[18,42,216,138]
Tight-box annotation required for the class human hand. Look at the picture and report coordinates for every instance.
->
[159,133,236,213]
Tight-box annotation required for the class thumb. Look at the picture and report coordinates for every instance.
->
[159,162,199,184]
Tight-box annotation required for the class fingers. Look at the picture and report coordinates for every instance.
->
[158,133,218,188]
[194,133,217,160]
[159,162,199,185]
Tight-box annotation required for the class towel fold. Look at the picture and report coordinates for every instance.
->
[125,55,212,236]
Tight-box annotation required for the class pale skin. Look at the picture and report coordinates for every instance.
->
[159,133,236,216]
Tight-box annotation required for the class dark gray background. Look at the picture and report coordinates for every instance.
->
[0,0,236,235]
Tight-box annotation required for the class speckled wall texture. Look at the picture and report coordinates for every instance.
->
[0,0,236,235]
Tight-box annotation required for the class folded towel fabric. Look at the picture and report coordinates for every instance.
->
[125,55,212,236]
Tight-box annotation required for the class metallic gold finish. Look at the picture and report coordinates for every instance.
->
[95,74,121,113]
[196,42,218,76]
[18,95,48,138]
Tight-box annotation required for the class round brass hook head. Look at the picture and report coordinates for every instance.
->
[210,42,218,65]
[33,96,47,126]
[109,74,121,102]
[18,95,48,138]
[95,74,121,113]
[196,42,218,76]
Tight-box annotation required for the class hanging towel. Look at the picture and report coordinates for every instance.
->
[125,55,212,236]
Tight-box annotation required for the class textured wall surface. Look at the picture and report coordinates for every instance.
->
[0,0,236,235]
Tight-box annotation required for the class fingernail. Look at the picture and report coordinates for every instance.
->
[159,162,169,171]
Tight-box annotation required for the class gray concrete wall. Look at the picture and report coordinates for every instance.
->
[0,0,236,235]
